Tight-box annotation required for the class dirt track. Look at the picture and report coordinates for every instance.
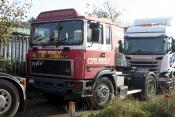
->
[15,99,69,117]
[15,98,95,117]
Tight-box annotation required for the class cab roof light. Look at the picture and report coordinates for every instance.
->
[140,23,160,26]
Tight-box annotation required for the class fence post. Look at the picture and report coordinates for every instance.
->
[164,95,173,109]
[69,101,76,117]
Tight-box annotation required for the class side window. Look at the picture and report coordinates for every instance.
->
[166,37,172,52]
[87,23,103,44]
[167,41,172,52]
[105,26,111,45]
[87,24,92,42]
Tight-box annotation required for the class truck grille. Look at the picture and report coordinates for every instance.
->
[129,61,159,72]
[30,59,73,77]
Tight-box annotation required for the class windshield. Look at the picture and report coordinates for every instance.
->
[31,20,83,45]
[124,37,166,55]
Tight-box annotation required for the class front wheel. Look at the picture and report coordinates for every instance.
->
[142,75,157,99]
[0,79,20,117]
[91,77,114,109]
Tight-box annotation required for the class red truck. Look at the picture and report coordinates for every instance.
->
[27,9,141,109]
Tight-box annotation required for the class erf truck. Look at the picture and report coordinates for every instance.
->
[27,9,141,109]
[0,74,26,117]
[119,17,175,97]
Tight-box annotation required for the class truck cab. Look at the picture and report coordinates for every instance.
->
[27,9,124,108]
[119,17,175,95]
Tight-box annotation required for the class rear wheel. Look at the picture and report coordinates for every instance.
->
[91,77,114,109]
[0,79,20,117]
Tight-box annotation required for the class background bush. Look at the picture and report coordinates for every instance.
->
[0,57,14,73]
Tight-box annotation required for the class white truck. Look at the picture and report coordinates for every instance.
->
[119,17,175,98]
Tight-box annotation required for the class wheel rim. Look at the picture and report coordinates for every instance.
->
[147,79,156,97]
[94,84,110,105]
[0,89,12,114]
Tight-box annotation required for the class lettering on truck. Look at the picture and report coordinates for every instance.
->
[87,58,111,65]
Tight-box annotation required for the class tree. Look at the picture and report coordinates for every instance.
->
[0,0,32,45]
[85,0,121,24]
[28,17,36,24]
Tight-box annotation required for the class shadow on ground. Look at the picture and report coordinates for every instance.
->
[15,99,68,117]
[15,98,95,117]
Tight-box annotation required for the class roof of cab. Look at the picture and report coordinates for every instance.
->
[35,8,114,25]
[133,17,175,26]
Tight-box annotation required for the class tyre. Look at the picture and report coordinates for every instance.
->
[142,75,157,99]
[167,76,175,94]
[91,77,114,109]
[168,72,175,94]
[0,79,20,117]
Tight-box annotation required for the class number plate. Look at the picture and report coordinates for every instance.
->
[137,68,149,72]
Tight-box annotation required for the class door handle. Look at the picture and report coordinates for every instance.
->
[100,53,106,57]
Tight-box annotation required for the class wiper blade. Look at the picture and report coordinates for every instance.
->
[59,36,73,42]
[55,36,74,45]
[32,37,49,45]
[128,50,142,54]
[126,49,143,54]
[128,51,155,55]
[47,36,74,46]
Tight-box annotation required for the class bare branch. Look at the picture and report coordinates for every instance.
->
[85,0,121,24]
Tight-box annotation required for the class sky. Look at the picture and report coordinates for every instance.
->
[28,0,175,24]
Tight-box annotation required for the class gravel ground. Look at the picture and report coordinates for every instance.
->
[15,99,69,117]
[15,99,96,117]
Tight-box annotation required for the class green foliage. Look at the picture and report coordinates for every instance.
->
[94,96,175,117]
[0,57,14,73]
[85,0,121,24]
[77,112,96,117]
[96,98,146,117]
[88,113,96,117]
[0,0,32,45]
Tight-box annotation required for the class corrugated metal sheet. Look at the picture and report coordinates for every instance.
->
[0,35,29,76]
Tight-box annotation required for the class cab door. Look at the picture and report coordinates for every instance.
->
[84,21,113,79]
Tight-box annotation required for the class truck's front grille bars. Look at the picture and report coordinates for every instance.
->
[129,60,160,72]
[30,59,74,78]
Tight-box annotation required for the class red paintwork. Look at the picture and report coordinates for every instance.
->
[35,8,114,25]
[27,48,115,80]
[27,9,122,81]
[84,50,115,79]
[27,49,85,79]
[36,8,80,22]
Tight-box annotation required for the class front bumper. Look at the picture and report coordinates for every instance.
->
[29,76,93,98]
[13,76,27,111]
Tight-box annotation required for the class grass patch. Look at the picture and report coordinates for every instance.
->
[96,98,145,117]
[93,95,175,117]
[25,85,175,117]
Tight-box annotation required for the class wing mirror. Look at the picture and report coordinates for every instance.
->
[172,43,175,52]
[118,40,123,53]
